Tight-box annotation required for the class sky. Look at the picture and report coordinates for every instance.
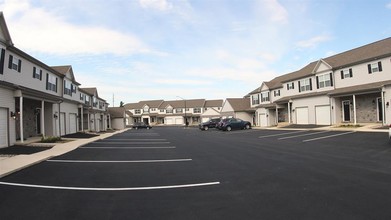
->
[1,0,391,106]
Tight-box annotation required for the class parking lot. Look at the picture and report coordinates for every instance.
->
[1,127,391,219]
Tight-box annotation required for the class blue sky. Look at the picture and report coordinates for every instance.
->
[1,0,391,106]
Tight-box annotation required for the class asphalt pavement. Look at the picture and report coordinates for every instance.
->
[1,127,391,219]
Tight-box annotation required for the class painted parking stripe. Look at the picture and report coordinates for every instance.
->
[82,146,176,149]
[258,130,308,139]
[278,130,330,140]
[47,159,192,163]
[92,142,170,145]
[98,139,167,141]
[302,131,355,142]
[0,181,220,191]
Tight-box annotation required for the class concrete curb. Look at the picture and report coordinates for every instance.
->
[0,129,129,178]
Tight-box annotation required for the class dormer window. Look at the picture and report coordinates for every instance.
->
[252,94,259,105]
[299,78,312,92]
[316,73,333,89]
[261,92,270,102]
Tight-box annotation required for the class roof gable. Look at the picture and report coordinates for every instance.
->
[0,12,13,46]
[313,59,332,74]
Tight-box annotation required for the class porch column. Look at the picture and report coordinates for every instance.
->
[275,106,279,125]
[288,102,291,124]
[353,95,357,125]
[19,96,24,143]
[80,107,84,131]
[382,90,386,126]
[41,100,45,137]
[87,112,90,131]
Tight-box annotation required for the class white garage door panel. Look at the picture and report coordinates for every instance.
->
[175,118,184,125]
[316,106,331,125]
[0,108,8,148]
[60,113,66,136]
[296,107,309,125]
[165,118,173,125]
[259,113,267,127]
[69,113,77,134]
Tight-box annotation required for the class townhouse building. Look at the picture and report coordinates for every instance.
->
[79,87,109,132]
[220,98,254,124]
[249,37,391,127]
[124,99,224,126]
[0,12,108,148]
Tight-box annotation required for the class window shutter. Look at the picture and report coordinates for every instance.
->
[292,82,294,89]
[329,72,333,87]
[33,67,36,78]
[378,62,382,72]
[298,81,301,92]
[349,68,353,77]
[287,84,289,90]
[368,64,372,74]
[340,70,344,79]
[316,76,319,89]
[8,55,13,69]
[260,93,263,101]
[309,78,312,90]
[55,78,58,92]
[46,73,49,90]
[17,59,21,72]
[0,49,5,74]
[40,70,42,80]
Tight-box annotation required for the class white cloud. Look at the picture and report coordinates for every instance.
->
[155,79,212,85]
[139,0,173,11]
[1,0,154,56]
[387,2,391,9]
[259,0,289,24]
[296,35,332,49]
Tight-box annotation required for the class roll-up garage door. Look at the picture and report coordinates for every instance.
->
[175,118,184,125]
[296,107,309,125]
[60,112,66,136]
[315,105,331,125]
[165,118,173,125]
[259,113,267,127]
[69,113,77,134]
[0,108,8,148]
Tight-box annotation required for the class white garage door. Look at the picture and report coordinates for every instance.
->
[259,113,267,127]
[165,118,173,125]
[69,113,77,134]
[0,108,8,148]
[175,118,184,125]
[296,107,309,125]
[60,112,66,136]
[315,106,331,125]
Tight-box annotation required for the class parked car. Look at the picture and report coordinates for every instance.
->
[216,118,231,130]
[389,125,391,140]
[132,122,152,129]
[219,118,251,131]
[199,118,221,131]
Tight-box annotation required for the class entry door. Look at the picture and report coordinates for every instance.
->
[377,98,383,122]
[0,108,8,148]
[342,101,351,122]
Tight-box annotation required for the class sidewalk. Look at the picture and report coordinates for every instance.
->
[0,129,128,178]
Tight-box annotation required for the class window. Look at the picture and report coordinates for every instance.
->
[80,93,84,101]
[341,68,353,79]
[176,108,183,113]
[166,108,173,114]
[64,80,72,96]
[33,67,42,80]
[46,74,57,92]
[287,82,294,90]
[143,106,150,113]
[99,101,103,109]
[85,95,90,105]
[160,109,165,113]
[261,92,270,102]
[92,97,97,107]
[316,73,333,89]
[299,78,312,92]
[273,90,280,97]
[368,62,383,74]
[72,84,76,93]
[194,107,201,113]
[252,94,259,105]
[151,108,156,111]
[135,109,141,114]
[8,55,21,72]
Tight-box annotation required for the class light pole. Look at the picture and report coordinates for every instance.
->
[176,96,187,127]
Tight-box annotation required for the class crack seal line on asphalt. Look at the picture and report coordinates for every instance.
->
[0,181,221,191]
[47,159,192,163]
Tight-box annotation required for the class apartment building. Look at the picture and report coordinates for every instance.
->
[0,12,108,148]
[220,98,254,124]
[124,99,224,126]
[249,37,391,127]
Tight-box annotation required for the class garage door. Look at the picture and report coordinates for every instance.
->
[165,118,173,125]
[259,113,267,127]
[315,105,331,125]
[0,108,8,148]
[175,118,184,125]
[296,107,309,125]
[60,112,66,136]
[69,113,77,134]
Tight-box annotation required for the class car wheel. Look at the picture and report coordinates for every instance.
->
[245,124,250,129]
[204,126,209,131]
[147,127,150,129]
[226,126,232,131]
[135,127,138,130]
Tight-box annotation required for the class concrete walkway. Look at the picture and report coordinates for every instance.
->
[0,129,128,178]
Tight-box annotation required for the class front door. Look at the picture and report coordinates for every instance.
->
[377,97,383,122]
[342,101,351,122]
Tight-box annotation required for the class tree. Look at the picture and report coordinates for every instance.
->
[119,101,124,107]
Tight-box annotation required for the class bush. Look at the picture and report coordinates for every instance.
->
[41,136,62,143]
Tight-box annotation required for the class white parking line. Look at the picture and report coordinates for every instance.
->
[82,146,176,149]
[99,139,167,141]
[302,131,355,142]
[278,130,330,140]
[258,130,308,139]
[0,181,220,191]
[93,142,170,145]
[47,159,192,163]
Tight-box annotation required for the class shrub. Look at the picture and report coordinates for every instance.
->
[41,136,62,143]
